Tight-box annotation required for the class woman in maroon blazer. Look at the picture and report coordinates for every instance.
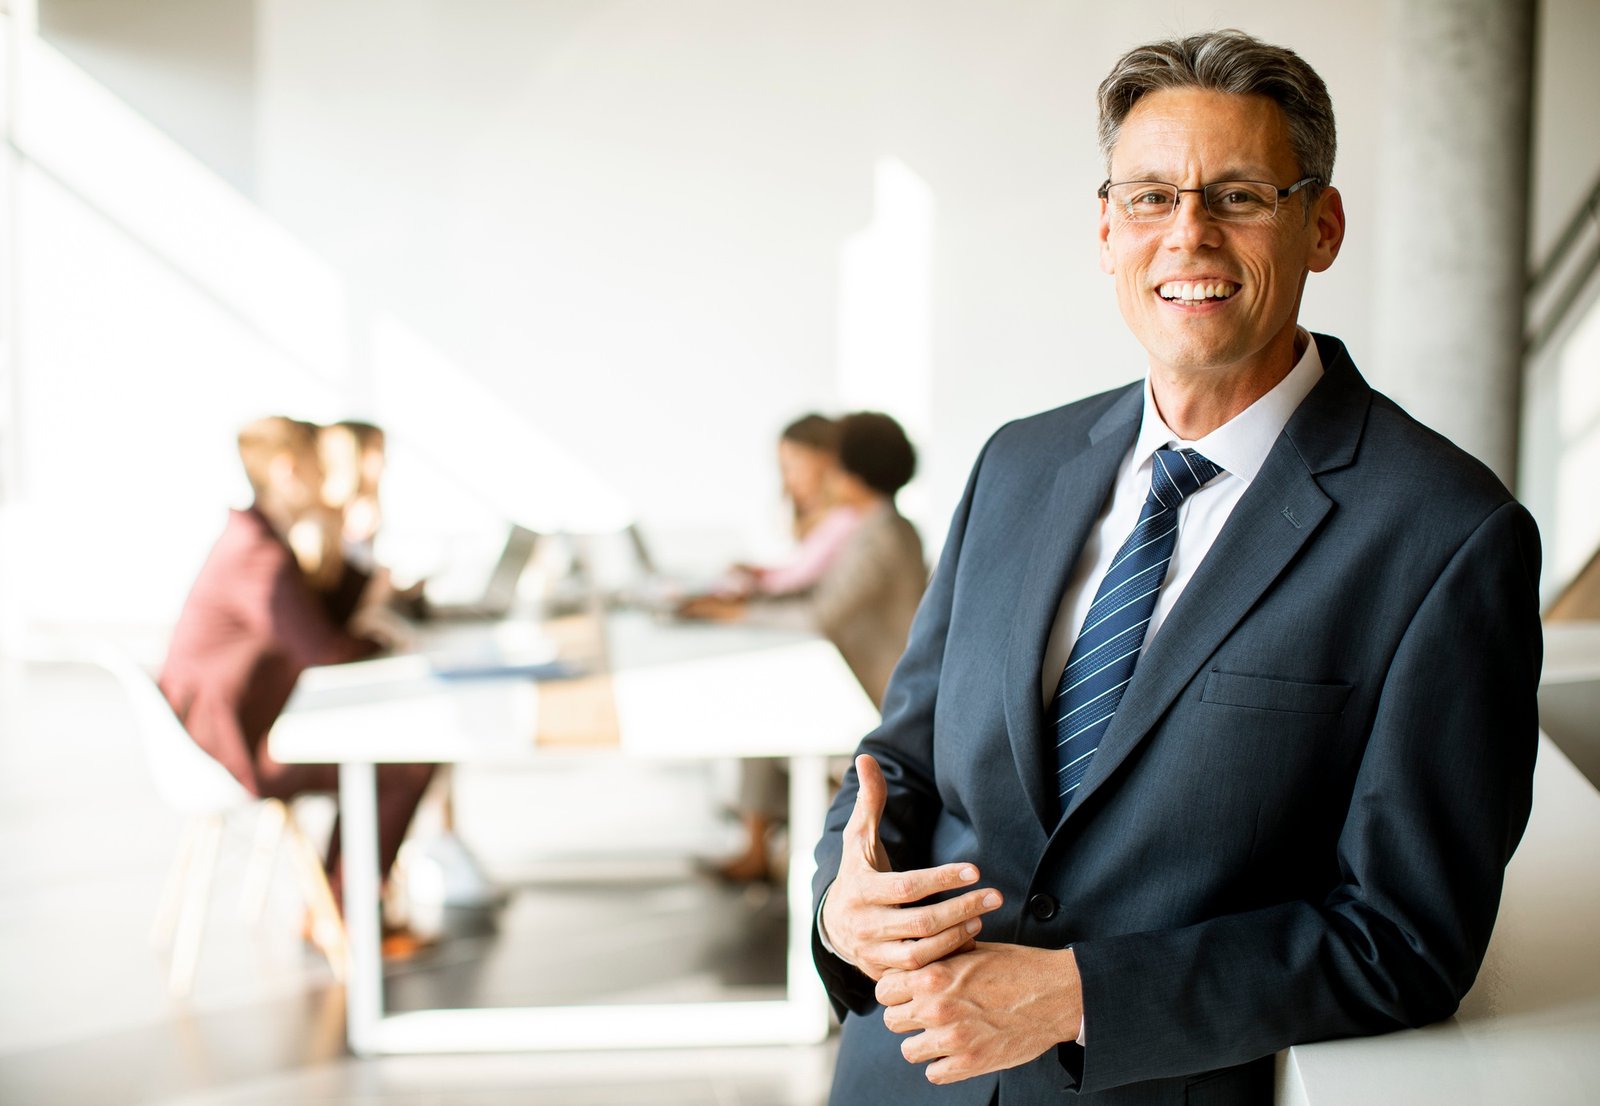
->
[159,416,433,926]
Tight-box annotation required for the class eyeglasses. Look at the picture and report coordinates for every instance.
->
[1097,177,1321,223]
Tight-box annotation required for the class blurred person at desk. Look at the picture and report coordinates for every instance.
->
[683,412,928,881]
[317,419,427,618]
[719,413,861,601]
[317,419,385,569]
[158,415,436,957]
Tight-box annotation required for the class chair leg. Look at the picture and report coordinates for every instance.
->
[239,798,287,923]
[168,814,224,998]
[150,819,200,951]
[283,813,348,983]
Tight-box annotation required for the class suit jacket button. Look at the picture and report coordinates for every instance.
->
[1027,894,1057,921]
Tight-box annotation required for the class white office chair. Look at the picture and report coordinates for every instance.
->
[93,646,347,996]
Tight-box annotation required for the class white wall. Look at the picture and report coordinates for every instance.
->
[37,0,258,194]
[13,0,1597,632]
[247,1,1388,556]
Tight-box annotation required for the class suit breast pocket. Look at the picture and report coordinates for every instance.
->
[1200,670,1352,716]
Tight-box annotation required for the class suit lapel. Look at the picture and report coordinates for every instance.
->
[1004,386,1141,831]
[1059,335,1371,823]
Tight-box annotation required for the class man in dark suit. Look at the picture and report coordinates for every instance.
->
[811,30,1542,1105]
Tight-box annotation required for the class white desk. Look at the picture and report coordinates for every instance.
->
[271,612,880,1057]
[1276,734,1600,1104]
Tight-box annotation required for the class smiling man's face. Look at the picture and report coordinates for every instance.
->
[1099,87,1343,397]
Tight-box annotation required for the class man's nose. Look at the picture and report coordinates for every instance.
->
[1163,191,1220,249]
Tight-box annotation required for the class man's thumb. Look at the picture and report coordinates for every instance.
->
[848,754,890,870]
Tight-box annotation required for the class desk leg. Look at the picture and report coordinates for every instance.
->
[330,753,835,1054]
[339,760,383,1056]
[786,753,832,1038]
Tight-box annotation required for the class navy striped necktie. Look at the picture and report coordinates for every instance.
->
[1052,447,1223,812]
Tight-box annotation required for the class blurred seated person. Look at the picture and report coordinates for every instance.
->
[687,411,926,700]
[683,412,927,879]
[318,419,385,569]
[778,412,840,542]
[316,419,426,618]
[158,415,435,954]
[720,414,861,599]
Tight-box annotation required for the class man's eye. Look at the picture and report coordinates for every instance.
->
[1130,191,1173,208]
[1216,189,1267,208]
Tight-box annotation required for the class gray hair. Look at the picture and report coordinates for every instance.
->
[1097,30,1336,196]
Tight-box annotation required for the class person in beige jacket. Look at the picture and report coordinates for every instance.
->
[803,412,926,705]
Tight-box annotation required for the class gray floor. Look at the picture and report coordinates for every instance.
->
[0,658,838,1105]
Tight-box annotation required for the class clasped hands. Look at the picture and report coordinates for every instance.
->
[822,754,1083,1086]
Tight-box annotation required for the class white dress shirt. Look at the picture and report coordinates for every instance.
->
[1040,333,1325,708]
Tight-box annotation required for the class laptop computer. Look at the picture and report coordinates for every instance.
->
[421,524,541,621]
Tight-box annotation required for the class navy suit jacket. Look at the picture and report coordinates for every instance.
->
[811,335,1543,1105]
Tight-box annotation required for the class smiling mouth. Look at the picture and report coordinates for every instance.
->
[1157,280,1240,306]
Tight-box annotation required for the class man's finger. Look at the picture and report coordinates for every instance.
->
[845,753,891,871]
[881,913,985,973]
[924,1056,968,1086]
[864,865,994,911]
[903,1030,951,1069]
[876,969,913,1008]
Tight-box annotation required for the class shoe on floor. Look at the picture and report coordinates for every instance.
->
[381,923,435,960]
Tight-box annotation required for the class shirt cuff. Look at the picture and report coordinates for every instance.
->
[817,884,843,957]
[1069,945,1086,1045]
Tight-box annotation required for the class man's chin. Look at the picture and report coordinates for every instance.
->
[1142,345,1248,379]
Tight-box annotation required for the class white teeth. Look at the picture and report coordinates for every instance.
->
[1158,281,1238,302]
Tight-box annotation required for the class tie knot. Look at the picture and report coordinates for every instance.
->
[1149,448,1223,507]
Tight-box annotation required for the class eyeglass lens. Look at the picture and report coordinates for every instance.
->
[1108,181,1282,223]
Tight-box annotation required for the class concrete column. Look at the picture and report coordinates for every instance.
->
[1370,0,1537,488]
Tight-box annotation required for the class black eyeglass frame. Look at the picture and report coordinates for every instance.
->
[1096,176,1323,222]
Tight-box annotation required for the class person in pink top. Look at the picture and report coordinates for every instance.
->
[747,501,864,596]
[719,414,866,600]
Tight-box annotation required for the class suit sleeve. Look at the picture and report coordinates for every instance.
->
[1067,500,1543,1092]
[811,435,994,1017]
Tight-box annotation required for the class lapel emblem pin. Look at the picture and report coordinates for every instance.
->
[1281,506,1302,528]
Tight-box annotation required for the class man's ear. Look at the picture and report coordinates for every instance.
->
[1098,199,1115,275]
[1305,185,1345,274]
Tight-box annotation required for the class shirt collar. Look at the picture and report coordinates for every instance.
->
[1133,328,1325,486]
